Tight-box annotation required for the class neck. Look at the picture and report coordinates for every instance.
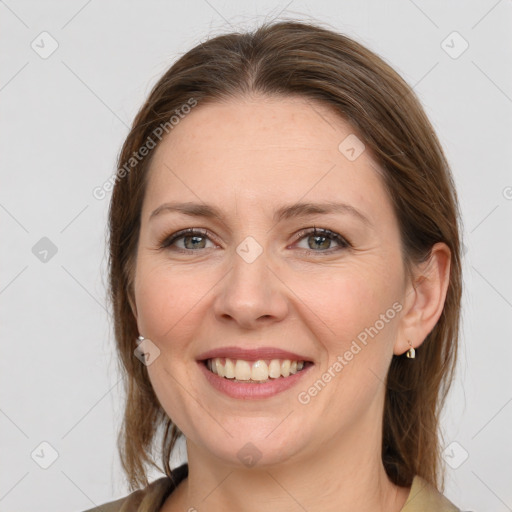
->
[171,413,410,512]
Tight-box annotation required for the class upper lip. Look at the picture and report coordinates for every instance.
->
[197,346,312,362]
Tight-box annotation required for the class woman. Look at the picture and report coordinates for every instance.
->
[86,20,462,511]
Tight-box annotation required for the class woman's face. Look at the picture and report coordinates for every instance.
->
[132,95,409,468]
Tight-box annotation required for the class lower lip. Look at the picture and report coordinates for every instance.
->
[198,361,312,399]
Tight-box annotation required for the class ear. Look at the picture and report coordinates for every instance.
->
[394,242,451,356]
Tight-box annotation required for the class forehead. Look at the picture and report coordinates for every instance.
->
[142,95,392,225]
[153,94,362,156]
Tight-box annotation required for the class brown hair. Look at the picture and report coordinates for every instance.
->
[108,19,462,492]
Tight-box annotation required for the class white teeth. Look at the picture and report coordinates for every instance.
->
[206,357,307,382]
[235,360,252,381]
[215,358,226,377]
[281,360,291,377]
[268,359,281,379]
[224,358,235,378]
[251,360,268,380]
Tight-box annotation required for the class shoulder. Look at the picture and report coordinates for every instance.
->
[80,476,174,512]
[80,463,188,512]
[401,475,460,511]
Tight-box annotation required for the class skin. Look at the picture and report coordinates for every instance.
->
[130,94,451,512]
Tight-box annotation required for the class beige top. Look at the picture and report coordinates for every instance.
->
[83,465,460,512]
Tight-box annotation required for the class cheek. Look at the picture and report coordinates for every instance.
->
[294,270,400,429]
[303,267,400,351]
[145,360,202,444]
[134,258,207,341]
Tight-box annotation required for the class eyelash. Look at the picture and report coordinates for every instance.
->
[157,226,351,255]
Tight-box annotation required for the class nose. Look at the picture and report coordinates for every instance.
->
[212,247,289,330]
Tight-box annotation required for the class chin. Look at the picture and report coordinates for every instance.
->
[186,417,311,470]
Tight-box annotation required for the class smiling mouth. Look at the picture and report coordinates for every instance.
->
[204,357,311,383]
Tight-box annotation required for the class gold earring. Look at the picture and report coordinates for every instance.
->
[406,340,415,359]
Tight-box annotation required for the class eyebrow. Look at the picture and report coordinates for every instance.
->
[149,201,372,226]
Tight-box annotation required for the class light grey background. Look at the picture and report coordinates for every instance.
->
[1,1,511,511]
